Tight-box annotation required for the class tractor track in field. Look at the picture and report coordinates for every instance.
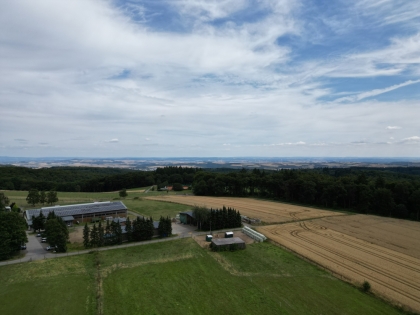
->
[302,222,420,270]
[293,223,420,294]
[264,222,420,309]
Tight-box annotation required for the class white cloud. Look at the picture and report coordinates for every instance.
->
[335,80,420,103]
[399,136,420,144]
[386,126,402,130]
[0,0,419,157]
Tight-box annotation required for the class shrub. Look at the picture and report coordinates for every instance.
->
[362,281,371,292]
[172,183,184,191]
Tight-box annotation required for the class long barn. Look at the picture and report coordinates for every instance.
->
[25,201,127,229]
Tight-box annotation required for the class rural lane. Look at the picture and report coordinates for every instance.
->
[0,224,243,267]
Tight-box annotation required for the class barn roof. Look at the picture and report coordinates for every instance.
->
[26,201,127,219]
[61,215,75,222]
[180,211,195,218]
[211,237,245,246]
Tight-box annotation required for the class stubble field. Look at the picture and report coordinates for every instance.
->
[258,221,420,312]
[146,195,346,223]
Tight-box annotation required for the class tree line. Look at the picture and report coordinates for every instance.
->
[193,205,242,231]
[82,215,171,249]
[0,166,197,192]
[26,189,58,206]
[192,168,420,221]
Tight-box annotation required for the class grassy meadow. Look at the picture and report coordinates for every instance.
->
[3,188,191,219]
[0,238,408,315]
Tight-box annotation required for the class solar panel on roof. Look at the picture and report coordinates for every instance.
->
[26,201,127,218]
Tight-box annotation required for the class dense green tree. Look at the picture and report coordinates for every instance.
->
[105,219,111,245]
[158,216,172,237]
[119,189,127,198]
[98,221,104,247]
[125,217,132,242]
[172,183,184,191]
[26,189,40,206]
[169,174,183,185]
[0,211,28,260]
[47,190,58,205]
[90,224,99,247]
[111,221,122,245]
[409,190,420,221]
[371,188,395,217]
[45,216,68,252]
[0,192,9,211]
[83,223,90,249]
[193,206,209,230]
[39,191,47,205]
[32,210,46,232]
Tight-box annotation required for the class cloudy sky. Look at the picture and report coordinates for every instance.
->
[1,0,420,157]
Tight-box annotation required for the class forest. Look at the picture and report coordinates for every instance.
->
[192,168,420,221]
[0,165,196,192]
[1,165,420,221]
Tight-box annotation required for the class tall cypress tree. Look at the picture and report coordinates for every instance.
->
[126,217,132,242]
[90,224,98,248]
[98,221,104,247]
[83,223,90,248]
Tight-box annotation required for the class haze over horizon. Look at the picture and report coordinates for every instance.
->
[1,1,420,158]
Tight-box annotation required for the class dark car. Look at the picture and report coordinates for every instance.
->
[21,244,26,250]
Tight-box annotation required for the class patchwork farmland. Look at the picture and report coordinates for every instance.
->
[147,195,420,312]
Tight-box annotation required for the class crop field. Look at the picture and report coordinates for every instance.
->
[312,215,420,259]
[258,221,420,313]
[146,195,346,223]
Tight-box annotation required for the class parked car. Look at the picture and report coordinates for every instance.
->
[41,237,47,243]
[36,233,41,237]
[46,245,55,251]
[21,244,26,250]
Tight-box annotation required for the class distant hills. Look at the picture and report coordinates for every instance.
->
[1,156,420,170]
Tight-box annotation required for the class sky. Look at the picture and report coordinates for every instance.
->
[1,0,420,158]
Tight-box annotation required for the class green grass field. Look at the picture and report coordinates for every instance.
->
[0,239,407,315]
[2,189,191,219]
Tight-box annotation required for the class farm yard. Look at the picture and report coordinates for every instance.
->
[146,195,346,223]
[258,221,420,313]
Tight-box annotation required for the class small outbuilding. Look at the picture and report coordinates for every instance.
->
[225,231,234,238]
[211,237,246,251]
[179,211,196,225]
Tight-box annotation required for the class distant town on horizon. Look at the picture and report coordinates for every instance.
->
[2,156,420,170]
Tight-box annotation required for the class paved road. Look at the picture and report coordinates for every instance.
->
[0,223,243,267]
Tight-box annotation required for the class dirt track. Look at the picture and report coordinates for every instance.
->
[146,196,344,223]
[258,222,420,312]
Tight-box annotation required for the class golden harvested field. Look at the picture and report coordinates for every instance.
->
[146,195,345,223]
[312,214,420,259]
[258,221,420,312]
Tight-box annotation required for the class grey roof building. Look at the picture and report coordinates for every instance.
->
[25,201,127,228]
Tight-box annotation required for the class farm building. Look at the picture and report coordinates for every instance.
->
[211,237,246,251]
[179,211,196,225]
[25,201,127,229]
